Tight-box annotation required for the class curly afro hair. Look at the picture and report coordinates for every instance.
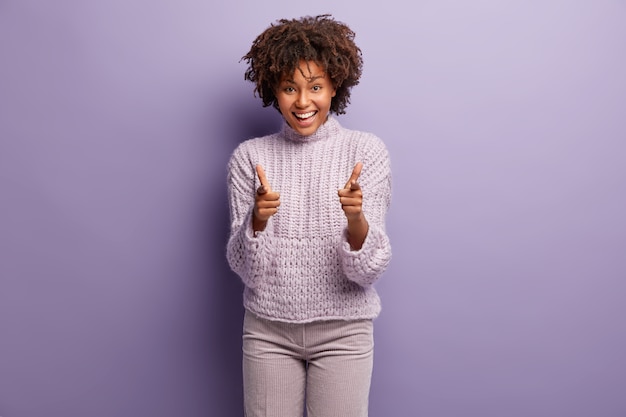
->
[242,14,363,115]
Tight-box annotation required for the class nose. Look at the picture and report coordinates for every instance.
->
[295,90,310,108]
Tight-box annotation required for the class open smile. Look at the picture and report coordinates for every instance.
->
[293,111,318,122]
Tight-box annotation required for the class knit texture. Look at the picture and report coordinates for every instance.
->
[226,117,392,323]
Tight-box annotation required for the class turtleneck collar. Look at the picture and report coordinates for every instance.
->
[281,116,341,143]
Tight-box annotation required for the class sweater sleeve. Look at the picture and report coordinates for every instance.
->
[338,135,392,287]
[225,143,276,288]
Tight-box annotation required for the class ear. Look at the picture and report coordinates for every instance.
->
[332,87,337,97]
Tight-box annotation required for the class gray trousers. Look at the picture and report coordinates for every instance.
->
[242,310,374,417]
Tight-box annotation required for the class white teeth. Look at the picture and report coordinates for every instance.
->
[295,111,316,119]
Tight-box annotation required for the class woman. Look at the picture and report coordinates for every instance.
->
[226,14,392,417]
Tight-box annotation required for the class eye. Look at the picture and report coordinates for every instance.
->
[312,85,322,92]
[284,86,295,93]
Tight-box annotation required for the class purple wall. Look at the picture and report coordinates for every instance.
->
[1,1,625,416]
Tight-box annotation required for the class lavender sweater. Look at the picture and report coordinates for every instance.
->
[226,117,392,323]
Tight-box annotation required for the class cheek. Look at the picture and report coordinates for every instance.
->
[326,93,335,108]
[277,97,296,119]
[276,95,290,110]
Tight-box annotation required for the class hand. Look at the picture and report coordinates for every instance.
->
[253,165,280,230]
[338,162,364,222]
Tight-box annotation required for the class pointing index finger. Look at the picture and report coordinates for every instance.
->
[256,164,271,191]
[344,162,363,189]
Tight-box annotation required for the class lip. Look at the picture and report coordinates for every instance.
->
[292,111,318,127]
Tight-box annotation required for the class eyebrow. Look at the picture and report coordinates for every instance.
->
[283,75,325,84]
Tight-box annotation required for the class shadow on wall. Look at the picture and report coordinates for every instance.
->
[229,95,284,143]
[199,89,282,414]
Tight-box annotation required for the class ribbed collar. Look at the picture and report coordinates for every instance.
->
[281,116,341,143]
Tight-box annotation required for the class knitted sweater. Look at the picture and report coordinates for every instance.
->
[226,116,392,323]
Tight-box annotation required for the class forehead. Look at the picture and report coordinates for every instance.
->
[281,60,327,81]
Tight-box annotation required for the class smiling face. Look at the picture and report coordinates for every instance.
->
[275,60,337,136]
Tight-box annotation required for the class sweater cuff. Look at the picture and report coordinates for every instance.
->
[339,224,391,287]
[233,209,276,288]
